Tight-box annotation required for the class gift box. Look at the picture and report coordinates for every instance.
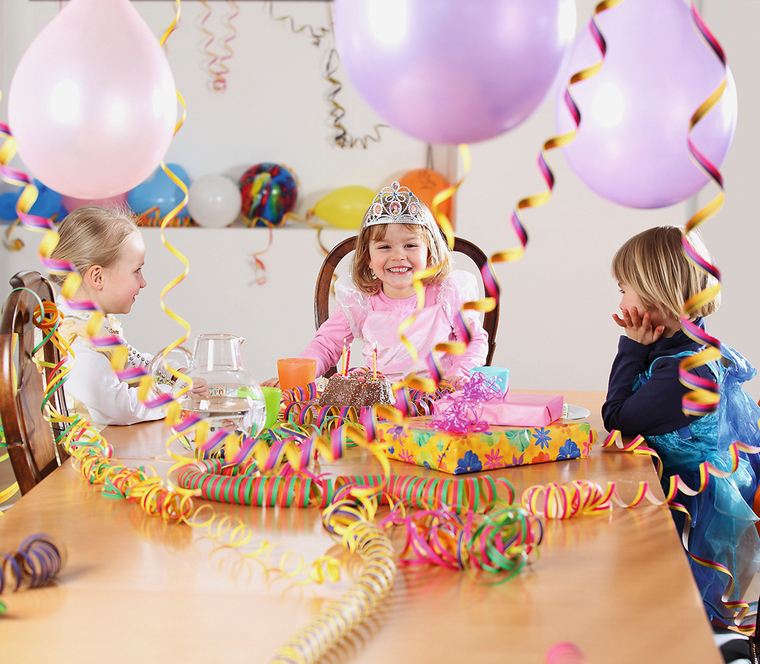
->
[470,366,510,395]
[380,419,594,475]
[433,392,564,427]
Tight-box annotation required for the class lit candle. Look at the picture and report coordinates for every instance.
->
[373,342,378,379]
[345,340,351,375]
[340,338,347,375]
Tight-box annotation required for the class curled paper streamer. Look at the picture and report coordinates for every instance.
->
[324,47,387,150]
[431,371,501,433]
[0,534,65,596]
[603,430,760,630]
[479,0,623,312]
[380,505,541,578]
[135,205,192,228]
[266,0,331,47]
[197,0,239,93]
[677,3,728,417]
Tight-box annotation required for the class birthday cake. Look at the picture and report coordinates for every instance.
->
[318,367,394,409]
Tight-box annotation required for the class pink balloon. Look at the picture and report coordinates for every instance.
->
[61,192,129,213]
[333,0,576,145]
[8,0,177,199]
[557,0,737,209]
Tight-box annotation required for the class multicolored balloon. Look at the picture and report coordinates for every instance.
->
[239,163,298,227]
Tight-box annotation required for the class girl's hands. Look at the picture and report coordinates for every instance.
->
[261,377,280,387]
[612,306,665,345]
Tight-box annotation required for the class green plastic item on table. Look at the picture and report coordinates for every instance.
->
[260,386,282,429]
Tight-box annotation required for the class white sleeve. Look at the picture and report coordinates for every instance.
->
[65,339,165,426]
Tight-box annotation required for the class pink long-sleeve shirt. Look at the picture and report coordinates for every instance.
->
[301,270,489,382]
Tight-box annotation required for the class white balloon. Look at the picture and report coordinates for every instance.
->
[187,174,241,228]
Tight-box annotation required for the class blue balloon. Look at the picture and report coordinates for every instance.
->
[0,179,62,222]
[127,163,191,218]
[0,192,18,222]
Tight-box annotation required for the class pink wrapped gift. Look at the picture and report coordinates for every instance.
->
[433,392,564,427]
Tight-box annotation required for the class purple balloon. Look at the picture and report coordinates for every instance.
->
[333,0,577,145]
[557,0,737,209]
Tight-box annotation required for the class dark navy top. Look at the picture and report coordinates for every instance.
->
[602,319,715,436]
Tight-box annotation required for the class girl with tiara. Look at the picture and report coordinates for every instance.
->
[268,181,488,385]
[602,226,760,631]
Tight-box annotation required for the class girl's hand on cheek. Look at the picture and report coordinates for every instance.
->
[612,307,665,345]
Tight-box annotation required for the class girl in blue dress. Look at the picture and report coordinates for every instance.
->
[602,226,760,630]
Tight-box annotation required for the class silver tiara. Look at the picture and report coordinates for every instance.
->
[362,181,435,228]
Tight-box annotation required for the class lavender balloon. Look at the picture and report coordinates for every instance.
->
[558,0,737,209]
[333,0,577,145]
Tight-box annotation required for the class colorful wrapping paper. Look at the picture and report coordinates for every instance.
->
[380,419,594,475]
[434,392,564,427]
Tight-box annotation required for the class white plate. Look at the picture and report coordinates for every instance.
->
[564,404,591,421]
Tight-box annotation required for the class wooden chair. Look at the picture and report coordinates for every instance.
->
[314,235,500,378]
[0,271,69,495]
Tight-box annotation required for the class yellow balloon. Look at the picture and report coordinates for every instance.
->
[312,185,375,230]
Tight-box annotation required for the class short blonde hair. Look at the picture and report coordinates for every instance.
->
[612,225,720,321]
[49,206,139,286]
[352,222,452,294]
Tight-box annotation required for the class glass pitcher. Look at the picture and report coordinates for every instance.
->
[152,333,266,444]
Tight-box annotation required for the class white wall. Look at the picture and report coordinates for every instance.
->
[1,0,758,396]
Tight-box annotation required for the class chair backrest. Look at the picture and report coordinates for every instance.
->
[0,271,69,494]
[314,236,499,377]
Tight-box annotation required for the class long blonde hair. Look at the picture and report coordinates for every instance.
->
[49,206,139,286]
[352,222,452,294]
[612,225,720,321]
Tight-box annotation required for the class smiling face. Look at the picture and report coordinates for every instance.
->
[368,224,429,298]
[91,231,147,314]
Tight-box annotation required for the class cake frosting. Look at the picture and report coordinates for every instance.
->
[318,367,394,409]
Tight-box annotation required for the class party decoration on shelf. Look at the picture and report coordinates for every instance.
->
[0,179,61,220]
[0,179,64,249]
[399,168,452,225]
[128,163,191,225]
[187,174,241,228]
[239,163,298,227]
[8,0,177,198]
[557,0,737,209]
[307,185,375,230]
[135,206,192,228]
[61,192,127,213]
[332,0,576,144]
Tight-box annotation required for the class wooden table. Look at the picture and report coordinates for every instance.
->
[0,392,721,663]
